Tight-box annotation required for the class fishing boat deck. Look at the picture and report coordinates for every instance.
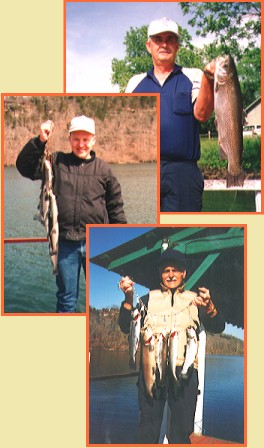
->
[190,433,239,444]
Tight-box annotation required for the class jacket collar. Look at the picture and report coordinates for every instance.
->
[71,150,96,164]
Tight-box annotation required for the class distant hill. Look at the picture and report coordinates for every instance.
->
[89,307,244,356]
[4,95,157,165]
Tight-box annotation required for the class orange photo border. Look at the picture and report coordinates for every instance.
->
[86,222,247,447]
[1,91,160,316]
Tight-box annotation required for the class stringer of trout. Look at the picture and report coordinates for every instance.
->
[34,146,59,275]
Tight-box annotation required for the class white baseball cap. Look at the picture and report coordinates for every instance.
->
[69,115,95,134]
[148,17,180,38]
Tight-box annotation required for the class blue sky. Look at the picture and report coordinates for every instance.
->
[88,226,244,340]
[66,1,204,92]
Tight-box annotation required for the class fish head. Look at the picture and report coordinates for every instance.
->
[215,54,236,86]
[142,326,153,344]
[186,326,197,339]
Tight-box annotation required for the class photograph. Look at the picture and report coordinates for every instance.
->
[3,94,157,314]
[66,2,261,213]
[88,225,245,445]
[0,2,262,448]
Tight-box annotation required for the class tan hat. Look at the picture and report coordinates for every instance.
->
[69,115,95,134]
[148,17,180,38]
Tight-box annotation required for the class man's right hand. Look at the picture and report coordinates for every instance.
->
[203,59,216,81]
[119,276,134,294]
[119,276,135,310]
[39,120,54,142]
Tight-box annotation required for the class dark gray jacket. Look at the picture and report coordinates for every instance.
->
[16,137,127,240]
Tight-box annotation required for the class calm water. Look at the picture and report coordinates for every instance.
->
[4,165,156,313]
[89,352,244,444]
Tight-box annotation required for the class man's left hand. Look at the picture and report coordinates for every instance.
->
[194,286,211,308]
[194,287,217,317]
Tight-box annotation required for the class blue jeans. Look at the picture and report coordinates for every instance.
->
[56,240,86,313]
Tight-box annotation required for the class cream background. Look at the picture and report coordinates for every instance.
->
[0,1,262,447]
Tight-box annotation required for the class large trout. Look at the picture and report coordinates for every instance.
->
[214,55,245,187]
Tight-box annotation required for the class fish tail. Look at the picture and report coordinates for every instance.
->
[129,357,137,370]
[145,384,154,400]
[226,169,245,188]
[179,371,189,381]
[173,380,181,398]
[50,253,58,275]
[52,262,58,276]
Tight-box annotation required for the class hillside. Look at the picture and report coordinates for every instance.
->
[4,95,157,165]
[4,96,260,179]
[89,307,244,356]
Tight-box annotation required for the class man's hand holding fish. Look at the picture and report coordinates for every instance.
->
[119,276,134,309]
[203,59,216,80]
[39,120,54,142]
[193,286,217,318]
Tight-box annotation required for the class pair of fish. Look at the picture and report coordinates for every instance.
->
[214,54,246,187]
[34,148,59,275]
[141,328,168,399]
[130,321,169,398]
[169,327,198,383]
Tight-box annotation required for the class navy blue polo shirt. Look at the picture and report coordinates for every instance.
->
[126,65,202,162]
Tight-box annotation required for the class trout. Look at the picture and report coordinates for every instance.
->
[155,330,168,386]
[214,54,245,187]
[141,327,156,399]
[180,327,198,380]
[169,329,179,383]
[129,308,141,369]
[34,149,59,274]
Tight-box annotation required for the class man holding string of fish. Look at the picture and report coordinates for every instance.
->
[16,116,127,313]
[118,248,225,444]
[126,17,244,212]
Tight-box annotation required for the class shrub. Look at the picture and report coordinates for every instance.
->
[199,136,260,178]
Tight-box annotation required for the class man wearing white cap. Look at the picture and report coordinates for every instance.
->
[126,18,215,212]
[16,116,127,312]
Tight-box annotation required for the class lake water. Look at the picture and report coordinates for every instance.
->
[3,165,156,313]
[3,164,254,312]
[89,351,244,444]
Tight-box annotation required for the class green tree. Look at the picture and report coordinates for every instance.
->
[237,47,261,107]
[111,25,152,92]
[180,2,261,107]
[180,2,261,59]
